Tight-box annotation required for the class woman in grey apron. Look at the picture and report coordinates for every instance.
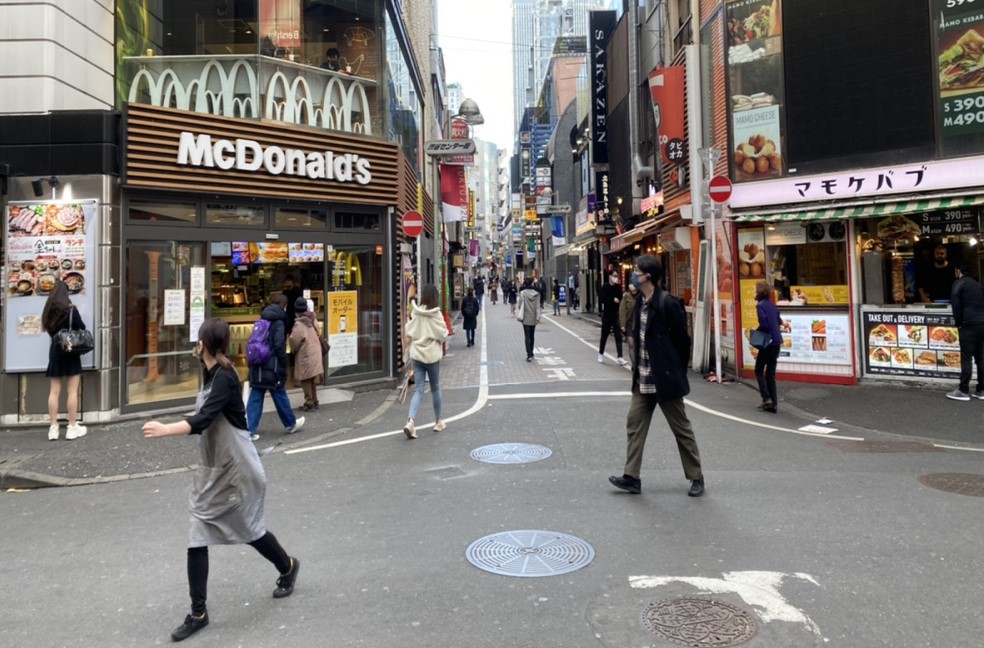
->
[143,318,300,642]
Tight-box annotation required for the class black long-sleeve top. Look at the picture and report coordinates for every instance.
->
[185,364,248,435]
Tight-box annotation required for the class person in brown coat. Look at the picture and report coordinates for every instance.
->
[619,282,639,368]
[288,298,325,411]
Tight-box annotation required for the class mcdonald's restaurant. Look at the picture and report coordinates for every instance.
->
[116,104,405,412]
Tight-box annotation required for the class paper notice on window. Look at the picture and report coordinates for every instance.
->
[17,315,42,336]
[164,289,186,326]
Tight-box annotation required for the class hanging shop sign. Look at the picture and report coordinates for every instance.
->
[863,309,960,379]
[649,65,687,166]
[4,201,98,372]
[589,10,617,165]
[726,0,786,183]
[933,0,984,157]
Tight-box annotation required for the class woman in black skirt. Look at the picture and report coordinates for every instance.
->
[42,279,87,441]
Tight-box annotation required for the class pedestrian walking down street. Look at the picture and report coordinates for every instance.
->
[42,279,88,441]
[552,278,562,315]
[404,285,450,438]
[518,277,542,361]
[142,318,300,643]
[753,280,783,413]
[508,280,519,316]
[490,279,498,305]
[609,255,705,497]
[473,275,485,307]
[461,288,480,347]
[247,294,304,441]
[537,276,547,310]
[598,270,626,365]
[288,298,325,411]
[618,281,639,368]
[947,262,984,401]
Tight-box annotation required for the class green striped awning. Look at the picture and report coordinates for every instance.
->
[733,195,984,223]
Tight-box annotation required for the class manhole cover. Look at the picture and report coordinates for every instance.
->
[470,443,552,464]
[641,598,757,647]
[465,530,594,577]
[919,473,984,497]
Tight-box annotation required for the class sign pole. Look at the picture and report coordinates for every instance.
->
[700,148,724,383]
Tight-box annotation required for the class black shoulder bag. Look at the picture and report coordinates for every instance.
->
[55,309,95,356]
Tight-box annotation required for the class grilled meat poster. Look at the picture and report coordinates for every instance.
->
[864,309,960,379]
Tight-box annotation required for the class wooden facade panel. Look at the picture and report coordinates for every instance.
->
[124,103,400,205]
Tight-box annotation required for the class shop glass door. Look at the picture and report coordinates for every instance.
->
[125,241,206,406]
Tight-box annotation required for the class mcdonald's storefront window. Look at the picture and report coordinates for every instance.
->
[123,196,388,409]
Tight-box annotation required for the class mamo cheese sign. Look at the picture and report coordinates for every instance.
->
[177,132,373,184]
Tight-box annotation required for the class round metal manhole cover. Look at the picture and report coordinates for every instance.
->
[919,473,984,497]
[641,598,757,647]
[465,530,594,577]
[470,442,553,464]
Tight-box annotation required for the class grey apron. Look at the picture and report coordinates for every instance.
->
[187,384,267,547]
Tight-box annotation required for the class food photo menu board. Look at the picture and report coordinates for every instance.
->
[4,201,98,371]
[726,0,786,181]
[864,309,961,379]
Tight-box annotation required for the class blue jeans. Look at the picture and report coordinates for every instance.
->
[247,385,297,434]
[408,359,442,422]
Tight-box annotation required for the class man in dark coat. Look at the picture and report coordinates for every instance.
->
[473,276,485,307]
[947,262,984,401]
[608,255,704,497]
[246,294,304,440]
[597,270,626,365]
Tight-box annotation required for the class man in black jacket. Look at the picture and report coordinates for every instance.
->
[246,294,305,440]
[597,270,626,365]
[608,255,704,497]
[947,263,984,401]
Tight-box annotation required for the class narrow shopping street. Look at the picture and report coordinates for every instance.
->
[3,306,983,648]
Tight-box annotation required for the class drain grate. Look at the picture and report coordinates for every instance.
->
[919,473,984,497]
[465,530,594,577]
[641,598,757,647]
[470,443,553,464]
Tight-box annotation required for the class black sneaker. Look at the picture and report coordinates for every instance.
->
[609,474,642,494]
[688,478,705,497]
[273,557,300,599]
[170,612,208,642]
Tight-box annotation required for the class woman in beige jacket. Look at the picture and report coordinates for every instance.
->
[403,285,449,439]
[288,298,325,411]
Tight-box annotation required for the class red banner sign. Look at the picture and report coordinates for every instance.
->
[440,164,468,223]
[649,66,686,166]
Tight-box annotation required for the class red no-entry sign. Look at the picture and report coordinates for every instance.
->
[708,175,733,203]
[403,210,423,237]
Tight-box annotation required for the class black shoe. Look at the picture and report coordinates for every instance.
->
[609,474,641,494]
[171,612,209,642]
[273,557,300,598]
[688,478,705,497]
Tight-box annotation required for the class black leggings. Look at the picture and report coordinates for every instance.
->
[187,531,291,615]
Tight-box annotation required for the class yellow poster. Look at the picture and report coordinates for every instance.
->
[328,291,358,336]
[790,285,849,305]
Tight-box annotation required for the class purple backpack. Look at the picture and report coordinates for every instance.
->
[246,318,273,365]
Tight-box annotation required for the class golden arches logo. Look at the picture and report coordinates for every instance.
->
[332,251,362,286]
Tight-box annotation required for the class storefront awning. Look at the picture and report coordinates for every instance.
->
[733,195,984,223]
[608,210,681,254]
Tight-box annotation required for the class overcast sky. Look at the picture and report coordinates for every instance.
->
[437,0,515,158]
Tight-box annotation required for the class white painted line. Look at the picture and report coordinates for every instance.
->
[287,305,491,456]
[684,399,863,441]
[630,571,823,640]
[933,443,984,453]
[488,391,629,400]
[544,314,631,368]
[797,424,839,434]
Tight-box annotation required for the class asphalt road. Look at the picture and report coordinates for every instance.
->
[2,304,983,647]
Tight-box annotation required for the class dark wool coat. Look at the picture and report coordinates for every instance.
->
[630,288,691,403]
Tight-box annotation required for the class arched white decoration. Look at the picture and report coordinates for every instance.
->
[125,56,373,135]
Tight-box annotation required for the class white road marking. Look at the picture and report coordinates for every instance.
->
[630,571,823,639]
[288,309,861,455]
[542,367,576,380]
[544,314,630,368]
[287,306,491,456]
[933,443,984,453]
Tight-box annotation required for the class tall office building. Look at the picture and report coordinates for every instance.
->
[512,0,608,134]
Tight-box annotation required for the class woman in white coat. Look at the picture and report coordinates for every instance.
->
[403,284,449,439]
